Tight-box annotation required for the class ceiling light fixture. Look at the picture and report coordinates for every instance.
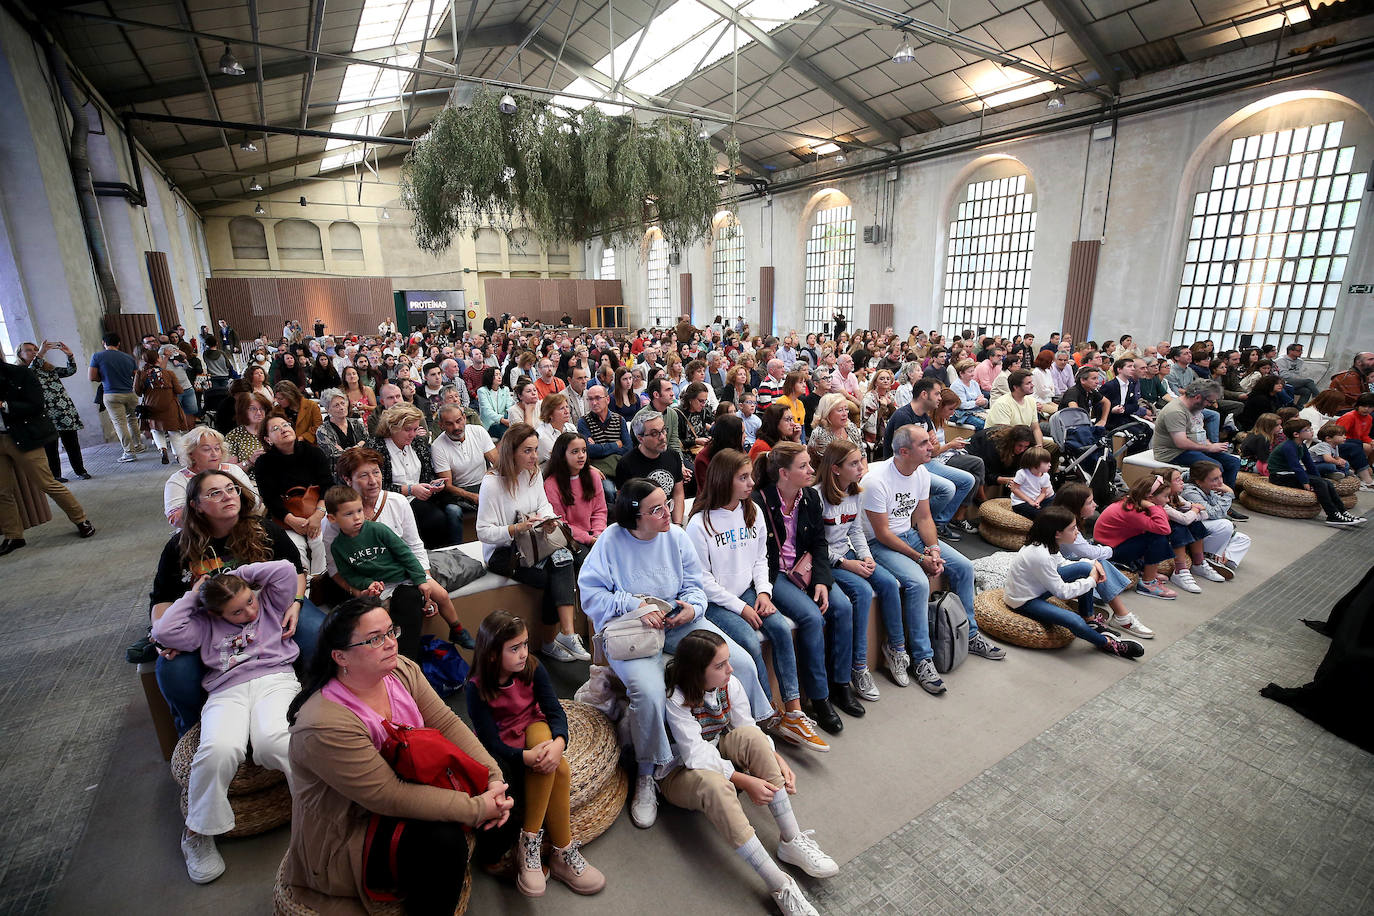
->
[248,177,262,191]
[218,46,245,76]
[254,203,264,215]
[240,138,257,152]
[1046,91,1065,112]
[892,39,917,64]
[498,94,517,114]
[835,151,847,163]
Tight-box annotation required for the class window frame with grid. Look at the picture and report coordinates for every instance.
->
[1173,119,1366,358]
[803,205,856,335]
[942,171,1036,340]
[601,248,616,280]
[712,218,746,318]
[646,234,671,327]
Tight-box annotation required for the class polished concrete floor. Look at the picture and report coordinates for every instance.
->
[1,441,1370,914]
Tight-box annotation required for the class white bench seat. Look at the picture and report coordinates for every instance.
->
[1122,452,1185,486]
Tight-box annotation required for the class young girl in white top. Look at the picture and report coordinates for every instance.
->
[1003,508,1145,659]
[150,560,300,884]
[661,630,837,916]
[1052,484,1156,639]
[1009,446,1054,519]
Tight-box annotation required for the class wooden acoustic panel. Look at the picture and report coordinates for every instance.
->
[144,251,179,332]
[758,267,774,337]
[1062,240,1100,343]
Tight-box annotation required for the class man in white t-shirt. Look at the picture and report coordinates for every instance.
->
[431,405,497,509]
[861,423,1005,696]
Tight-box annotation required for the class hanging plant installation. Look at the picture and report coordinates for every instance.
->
[401,88,725,254]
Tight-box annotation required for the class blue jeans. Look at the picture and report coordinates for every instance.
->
[768,577,831,700]
[707,588,800,704]
[829,549,900,665]
[607,615,770,766]
[1010,577,1107,648]
[1059,557,1129,603]
[950,408,986,430]
[1339,440,1369,472]
[156,597,326,735]
[1315,459,1352,478]
[1174,448,1241,488]
[178,390,199,418]
[926,460,976,526]
[867,528,978,663]
[1201,408,1220,442]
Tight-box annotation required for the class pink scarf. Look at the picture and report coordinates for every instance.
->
[322,674,424,749]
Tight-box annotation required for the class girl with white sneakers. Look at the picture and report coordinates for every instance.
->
[1052,484,1157,640]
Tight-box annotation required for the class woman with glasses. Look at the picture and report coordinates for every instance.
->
[254,414,334,578]
[284,598,516,913]
[578,478,773,831]
[149,470,326,735]
[224,391,271,480]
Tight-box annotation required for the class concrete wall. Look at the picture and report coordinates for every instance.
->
[0,8,209,444]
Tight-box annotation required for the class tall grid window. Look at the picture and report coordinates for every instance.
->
[713,218,746,317]
[943,171,1036,339]
[1174,119,1366,358]
[601,248,616,280]
[804,205,855,334]
[646,234,671,327]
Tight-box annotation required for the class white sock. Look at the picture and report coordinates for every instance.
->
[768,790,800,842]
[735,835,787,890]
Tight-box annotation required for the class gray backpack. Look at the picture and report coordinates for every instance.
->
[928,591,969,673]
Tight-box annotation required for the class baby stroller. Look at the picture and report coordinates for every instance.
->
[1049,408,1151,506]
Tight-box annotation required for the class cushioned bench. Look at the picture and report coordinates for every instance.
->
[1122,452,1185,487]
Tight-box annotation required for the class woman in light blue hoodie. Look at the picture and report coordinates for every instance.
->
[578,478,771,833]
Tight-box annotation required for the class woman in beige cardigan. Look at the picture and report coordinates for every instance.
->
[285,599,515,914]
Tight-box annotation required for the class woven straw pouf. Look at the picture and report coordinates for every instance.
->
[562,701,626,844]
[978,498,1032,550]
[571,766,628,845]
[272,855,470,916]
[973,589,1075,649]
[1237,472,1321,518]
[171,722,290,838]
[1334,474,1360,509]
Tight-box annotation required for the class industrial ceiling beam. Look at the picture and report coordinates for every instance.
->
[691,0,902,146]
[1038,0,1129,87]
[170,0,236,167]
[807,0,1114,100]
[198,151,412,210]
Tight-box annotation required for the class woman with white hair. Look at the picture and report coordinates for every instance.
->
[809,392,864,452]
[312,388,367,467]
[163,427,258,529]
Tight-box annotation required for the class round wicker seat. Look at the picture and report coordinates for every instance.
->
[1237,472,1320,519]
[170,722,290,838]
[562,701,628,844]
[1334,474,1360,509]
[972,589,1075,649]
[272,856,471,916]
[978,498,1032,550]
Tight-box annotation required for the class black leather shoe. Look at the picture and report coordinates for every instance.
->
[0,538,26,557]
[809,698,843,735]
[830,682,866,718]
[1227,507,1249,521]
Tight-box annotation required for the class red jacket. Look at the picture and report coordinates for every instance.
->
[1093,501,1170,548]
[1327,369,1367,411]
[1336,410,1372,444]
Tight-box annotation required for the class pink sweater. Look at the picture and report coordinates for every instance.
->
[543,468,607,546]
[1093,502,1170,547]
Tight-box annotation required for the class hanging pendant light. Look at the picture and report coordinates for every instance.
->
[218,45,245,76]
[892,37,917,64]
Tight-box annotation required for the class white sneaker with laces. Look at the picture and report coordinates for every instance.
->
[850,666,880,701]
[554,631,592,661]
[777,829,839,878]
[541,639,578,662]
[771,875,820,916]
[181,829,225,885]
[1192,562,1227,583]
[880,643,910,687]
[1169,568,1202,593]
[1109,612,1154,639]
[630,774,658,828]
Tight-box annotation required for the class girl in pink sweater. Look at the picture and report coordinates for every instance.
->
[542,431,607,547]
[1092,477,1178,601]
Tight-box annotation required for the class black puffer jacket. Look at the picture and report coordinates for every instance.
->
[753,484,834,591]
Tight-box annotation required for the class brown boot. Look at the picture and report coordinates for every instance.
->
[549,842,605,895]
[516,829,546,897]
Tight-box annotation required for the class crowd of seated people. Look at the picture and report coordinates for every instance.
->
[116,314,1374,913]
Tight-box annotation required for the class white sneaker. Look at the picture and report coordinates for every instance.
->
[1192,562,1227,583]
[117,453,136,463]
[180,829,225,884]
[777,829,839,878]
[630,774,658,828]
[771,874,820,916]
[1169,569,1202,594]
[554,631,592,661]
[880,643,910,687]
[850,666,880,701]
[1109,612,1155,639]
[541,639,578,663]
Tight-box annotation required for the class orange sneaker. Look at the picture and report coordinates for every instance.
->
[773,710,830,753]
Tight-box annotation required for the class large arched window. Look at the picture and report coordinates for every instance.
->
[942,161,1036,339]
[275,219,324,261]
[804,201,855,334]
[329,220,364,261]
[229,216,268,260]
[646,231,670,327]
[1174,117,1367,357]
[713,214,746,318]
[600,248,616,280]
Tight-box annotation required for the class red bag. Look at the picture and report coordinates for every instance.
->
[363,720,492,901]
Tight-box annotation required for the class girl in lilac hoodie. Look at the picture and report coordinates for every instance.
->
[151,559,300,886]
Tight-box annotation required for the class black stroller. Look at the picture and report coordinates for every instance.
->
[1049,408,1152,505]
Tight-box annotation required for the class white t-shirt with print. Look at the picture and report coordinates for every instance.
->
[860,458,931,541]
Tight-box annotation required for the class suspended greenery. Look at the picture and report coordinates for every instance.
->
[400,87,725,254]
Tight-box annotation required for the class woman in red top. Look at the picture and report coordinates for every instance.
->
[1092,476,1178,600]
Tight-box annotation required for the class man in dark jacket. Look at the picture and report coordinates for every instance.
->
[0,344,93,554]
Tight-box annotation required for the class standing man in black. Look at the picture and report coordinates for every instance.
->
[313,317,326,338]
[483,313,498,336]
[216,319,239,369]
[832,309,847,338]
[0,342,94,555]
